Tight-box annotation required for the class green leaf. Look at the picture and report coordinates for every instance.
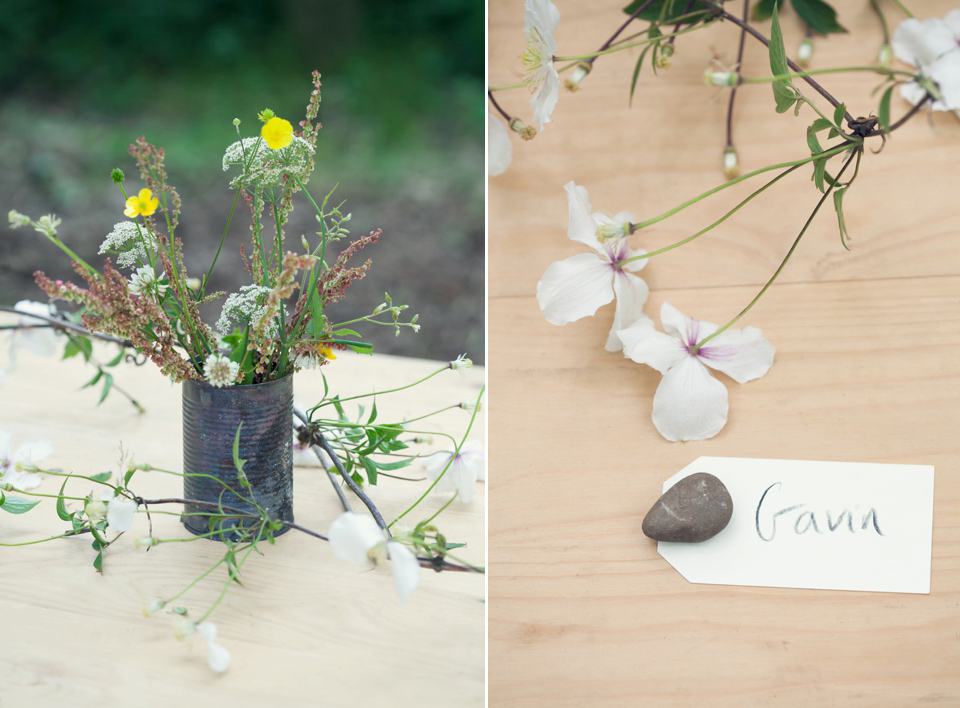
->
[89,471,112,483]
[769,5,801,113]
[806,125,824,154]
[123,466,137,487]
[232,423,250,488]
[833,102,847,130]
[878,85,894,133]
[360,456,379,485]
[345,341,374,355]
[81,370,102,390]
[56,477,72,521]
[0,495,42,514]
[367,400,378,425]
[308,290,325,337]
[812,157,827,192]
[791,0,846,34]
[62,338,82,360]
[810,118,833,133]
[97,372,114,405]
[827,127,839,139]
[622,0,711,23]
[104,349,126,368]
[752,0,777,20]
[833,187,850,249]
[93,551,103,574]
[629,43,653,106]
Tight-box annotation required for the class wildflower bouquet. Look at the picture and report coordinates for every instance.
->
[10,71,416,391]
[490,0,958,441]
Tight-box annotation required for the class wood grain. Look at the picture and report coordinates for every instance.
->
[489,0,960,705]
[0,332,485,708]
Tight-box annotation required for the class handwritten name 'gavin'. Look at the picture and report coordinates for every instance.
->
[755,482,884,542]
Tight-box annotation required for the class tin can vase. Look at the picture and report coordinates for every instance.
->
[181,374,294,541]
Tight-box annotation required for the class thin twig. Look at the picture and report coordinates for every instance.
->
[726,0,750,146]
[0,305,134,347]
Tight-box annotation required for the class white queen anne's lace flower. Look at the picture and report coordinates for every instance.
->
[0,430,52,491]
[537,181,649,351]
[215,284,273,335]
[99,222,157,269]
[222,136,315,188]
[203,354,240,388]
[892,10,960,114]
[328,512,420,605]
[522,0,561,130]
[617,303,775,442]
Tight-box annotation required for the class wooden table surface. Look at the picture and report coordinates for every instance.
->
[0,326,485,708]
[489,1,960,705]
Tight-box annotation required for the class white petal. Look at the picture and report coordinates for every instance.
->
[945,9,960,39]
[328,512,386,564]
[196,621,217,643]
[928,52,960,110]
[697,326,775,384]
[605,270,650,352]
[1,467,42,491]
[563,181,602,250]
[652,357,729,442]
[488,113,512,177]
[659,302,718,348]
[536,253,615,325]
[15,437,53,465]
[892,17,957,68]
[107,496,137,532]
[207,642,231,673]
[526,0,561,35]
[531,66,560,131]
[386,541,420,605]
[617,316,687,375]
[0,430,12,461]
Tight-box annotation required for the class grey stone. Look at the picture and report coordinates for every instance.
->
[642,472,733,543]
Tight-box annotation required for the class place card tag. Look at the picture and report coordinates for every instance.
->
[656,457,935,594]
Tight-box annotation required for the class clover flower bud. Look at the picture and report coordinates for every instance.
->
[723,145,739,180]
[8,210,30,228]
[143,599,166,617]
[797,37,814,68]
[877,44,892,68]
[704,69,739,87]
[508,117,537,141]
[111,168,125,184]
[564,61,593,92]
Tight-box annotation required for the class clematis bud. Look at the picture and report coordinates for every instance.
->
[797,37,814,68]
[508,117,537,141]
[723,145,739,180]
[564,61,593,92]
[703,69,739,87]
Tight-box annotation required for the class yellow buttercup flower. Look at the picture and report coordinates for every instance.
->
[261,116,294,150]
[124,188,159,218]
[319,345,337,361]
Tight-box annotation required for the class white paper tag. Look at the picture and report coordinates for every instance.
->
[657,457,935,594]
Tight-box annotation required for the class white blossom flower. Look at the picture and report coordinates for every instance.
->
[328,512,420,605]
[128,266,167,298]
[106,492,137,532]
[536,181,649,351]
[0,430,52,491]
[99,221,157,269]
[617,303,775,442]
[892,10,960,114]
[3,301,60,383]
[423,440,485,503]
[174,618,230,672]
[488,112,512,177]
[522,0,561,130]
[203,354,240,388]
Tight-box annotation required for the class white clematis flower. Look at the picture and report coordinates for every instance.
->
[892,10,960,114]
[0,430,52,490]
[106,491,137,532]
[522,0,561,130]
[617,303,775,442]
[488,112,512,177]
[537,181,649,351]
[424,440,486,504]
[328,512,419,605]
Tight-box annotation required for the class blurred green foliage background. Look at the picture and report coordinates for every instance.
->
[0,0,485,362]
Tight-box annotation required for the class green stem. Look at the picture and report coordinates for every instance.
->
[889,0,914,18]
[554,16,712,62]
[389,384,484,528]
[744,66,915,84]
[627,142,853,235]
[622,162,805,264]
[692,147,861,354]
